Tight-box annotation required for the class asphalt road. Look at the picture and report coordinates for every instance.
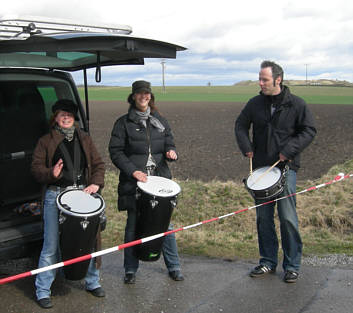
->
[1,253,353,313]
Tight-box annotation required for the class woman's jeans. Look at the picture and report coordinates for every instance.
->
[255,169,302,272]
[35,188,101,300]
[124,207,181,274]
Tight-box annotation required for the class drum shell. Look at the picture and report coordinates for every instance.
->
[59,213,100,280]
[244,167,288,201]
[134,191,175,262]
[246,179,284,200]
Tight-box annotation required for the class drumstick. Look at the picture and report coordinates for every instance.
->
[250,157,253,175]
[250,159,281,187]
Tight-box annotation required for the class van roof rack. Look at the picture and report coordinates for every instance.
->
[0,15,133,40]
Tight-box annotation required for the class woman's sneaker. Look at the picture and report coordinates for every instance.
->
[284,270,299,283]
[37,297,53,309]
[249,264,276,277]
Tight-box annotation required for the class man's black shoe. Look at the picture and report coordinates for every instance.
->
[249,264,276,277]
[124,273,136,284]
[37,297,53,309]
[169,270,184,281]
[87,287,106,297]
[284,270,299,283]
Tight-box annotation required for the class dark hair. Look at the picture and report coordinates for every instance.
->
[127,92,157,112]
[261,60,284,86]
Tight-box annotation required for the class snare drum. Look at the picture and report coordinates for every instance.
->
[56,188,105,280]
[134,176,181,261]
[244,166,287,201]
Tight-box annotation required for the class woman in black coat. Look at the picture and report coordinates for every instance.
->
[109,80,184,284]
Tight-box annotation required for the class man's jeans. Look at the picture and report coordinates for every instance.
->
[124,207,181,274]
[255,169,302,272]
[35,189,101,300]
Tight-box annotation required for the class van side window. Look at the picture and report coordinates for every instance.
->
[38,86,59,121]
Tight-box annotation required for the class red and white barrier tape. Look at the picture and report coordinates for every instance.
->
[0,173,352,285]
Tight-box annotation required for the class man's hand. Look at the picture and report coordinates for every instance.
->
[279,153,290,162]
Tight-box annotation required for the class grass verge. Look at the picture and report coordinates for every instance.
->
[101,159,353,260]
[79,85,353,105]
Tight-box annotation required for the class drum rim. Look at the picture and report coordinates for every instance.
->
[246,166,282,191]
[137,176,181,197]
[56,189,105,217]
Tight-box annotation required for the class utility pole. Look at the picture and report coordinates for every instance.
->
[305,64,309,85]
[161,59,166,93]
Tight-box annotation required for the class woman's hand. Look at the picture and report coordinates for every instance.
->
[133,171,147,182]
[53,159,64,178]
[166,150,177,160]
[83,184,99,194]
[246,152,253,158]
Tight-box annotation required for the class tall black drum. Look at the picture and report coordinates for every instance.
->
[134,176,181,262]
[56,188,105,280]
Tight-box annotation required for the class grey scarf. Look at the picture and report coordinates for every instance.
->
[55,125,75,141]
[134,107,165,132]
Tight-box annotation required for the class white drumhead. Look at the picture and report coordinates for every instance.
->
[247,166,281,190]
[57,189,105,216]
[137,176,181,197]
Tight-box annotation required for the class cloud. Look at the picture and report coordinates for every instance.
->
[2,0,353,85]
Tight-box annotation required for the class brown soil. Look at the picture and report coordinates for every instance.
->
[89,101,353,183]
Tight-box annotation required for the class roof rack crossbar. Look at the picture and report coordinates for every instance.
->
[0,16,133,39]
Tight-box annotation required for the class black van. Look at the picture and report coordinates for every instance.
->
[0,17,185,260]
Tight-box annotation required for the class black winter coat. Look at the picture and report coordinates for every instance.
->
[109,109,176,210]
[235,86,316,171]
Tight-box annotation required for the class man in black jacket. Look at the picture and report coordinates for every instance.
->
[235,61,316,283]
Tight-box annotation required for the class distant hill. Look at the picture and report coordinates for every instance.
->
[235,79,353,87]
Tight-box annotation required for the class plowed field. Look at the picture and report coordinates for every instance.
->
[89,101,353,182]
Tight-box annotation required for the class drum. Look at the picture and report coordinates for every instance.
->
[56,188,105,280]
[134,176,181,262]
[244,166,288,201]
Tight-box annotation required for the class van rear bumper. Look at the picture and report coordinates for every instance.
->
[0,221,43,260]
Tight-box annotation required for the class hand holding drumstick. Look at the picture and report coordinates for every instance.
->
[279,153,288,162]
[246,152,253,175]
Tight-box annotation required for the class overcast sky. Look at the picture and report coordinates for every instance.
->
[2,0,353,86]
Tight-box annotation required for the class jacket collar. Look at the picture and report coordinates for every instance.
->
[50,127,65,146]
[127,108,141,124]
[261,85,292,109]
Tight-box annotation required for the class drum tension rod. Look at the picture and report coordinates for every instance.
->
[150,198,159,209]
[59,212,66,224]
[80,218,90,230]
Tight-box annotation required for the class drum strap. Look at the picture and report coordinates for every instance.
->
[58,136,82,186]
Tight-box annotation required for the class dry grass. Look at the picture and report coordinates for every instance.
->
[101,159,353,260]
